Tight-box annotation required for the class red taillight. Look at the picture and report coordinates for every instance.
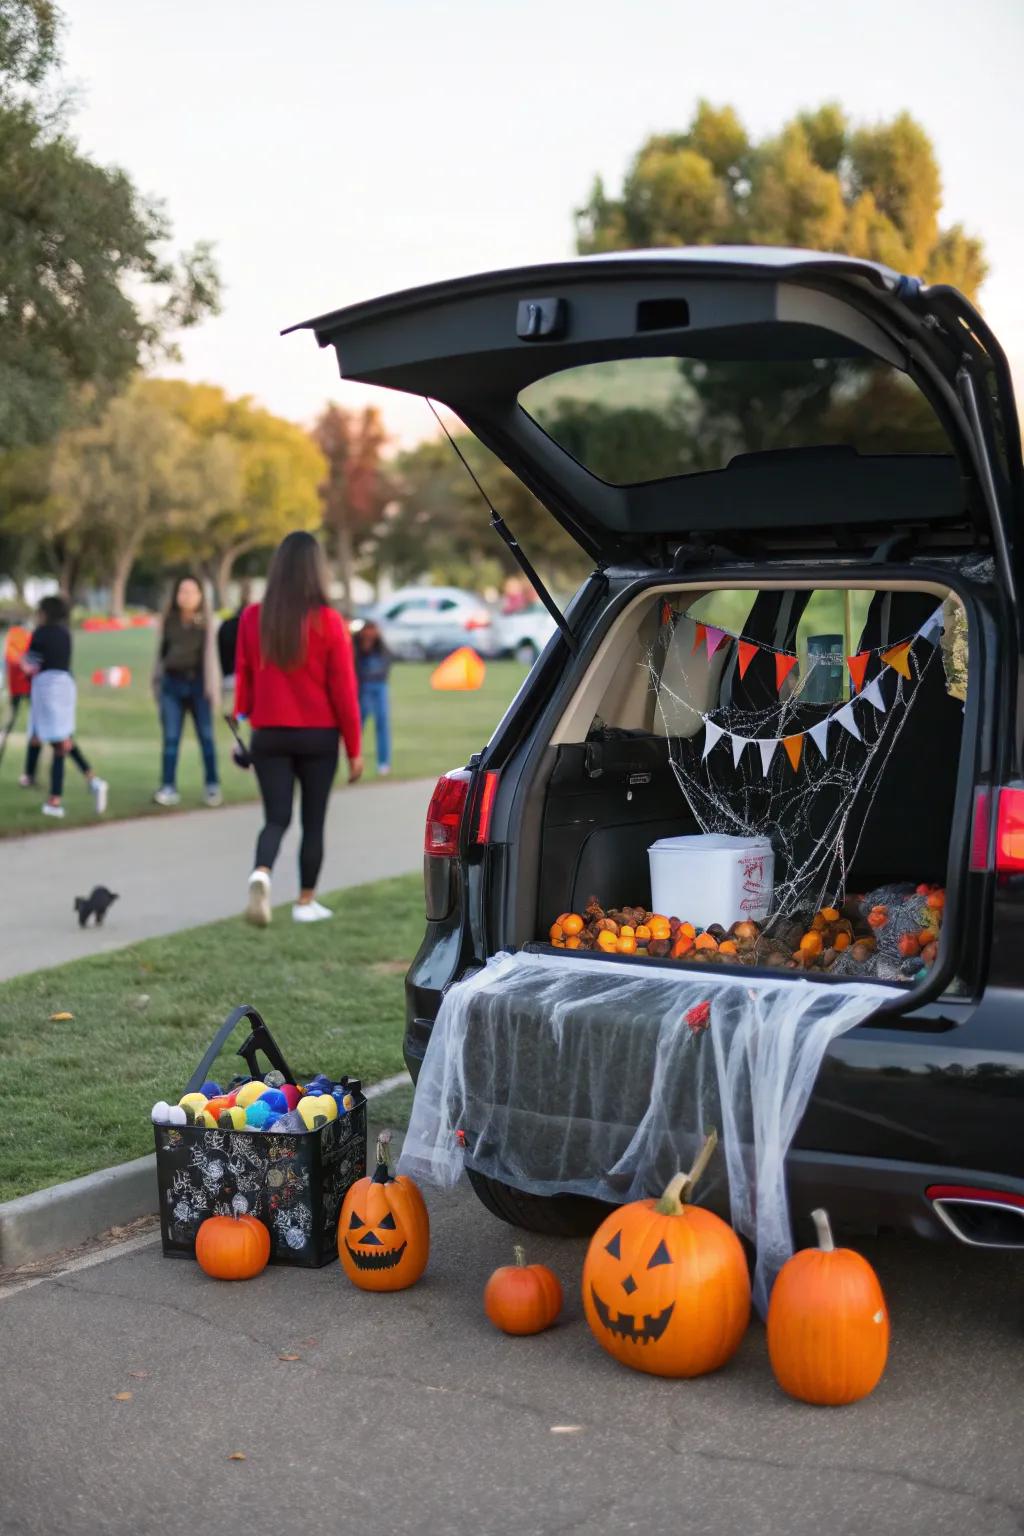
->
[995,786,1024,873]
[463,611,491,631]
[424,771,470,856]
[475,770,499,844]
[970,787,991,872]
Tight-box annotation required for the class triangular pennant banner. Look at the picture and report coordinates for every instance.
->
[731,734,749,769]
[775,653,798,693]
[835,701,862,741]
[702,720,724,761]
[916,606,944,645]
[847,651,870,693]
[705,625,728,658]
[757,737,779,777]
[738,640,759,680]
[660,600,673,627]
[692,622,707,655]
[783,734,803,772]
[808,718,831,762]
[861,675,887,713]
[881,641,913,680]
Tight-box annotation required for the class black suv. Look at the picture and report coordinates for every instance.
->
[293,248,1024,1251]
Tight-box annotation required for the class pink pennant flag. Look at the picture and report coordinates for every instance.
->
[705,625,728,659]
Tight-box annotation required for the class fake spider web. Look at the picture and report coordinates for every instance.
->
[644,616,940,931]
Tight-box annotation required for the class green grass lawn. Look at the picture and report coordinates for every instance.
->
[0,873,424,1202]
[0,626,525,836]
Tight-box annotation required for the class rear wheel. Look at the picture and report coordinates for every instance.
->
[514,639,538,666]
[466,1168,614,1237]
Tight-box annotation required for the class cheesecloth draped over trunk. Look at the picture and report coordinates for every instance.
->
[399,950,893,1312]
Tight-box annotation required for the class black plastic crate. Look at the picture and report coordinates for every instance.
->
[155,1005,367,1268]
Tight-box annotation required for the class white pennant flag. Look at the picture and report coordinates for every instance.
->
[731,734,750,768]
[808,718,831,762]
[702,720,724,760]
[861,675,887,713]
[835,701,862,742]
[916,606,945,645]
[757,737,779,777]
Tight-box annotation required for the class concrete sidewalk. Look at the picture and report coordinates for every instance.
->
[0,777,433,981]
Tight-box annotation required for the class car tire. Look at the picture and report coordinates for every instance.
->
[466,1168,614,1237]
[513,640,538,666]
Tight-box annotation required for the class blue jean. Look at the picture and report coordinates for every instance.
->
[160,674,218,788]
[359,680,391,769]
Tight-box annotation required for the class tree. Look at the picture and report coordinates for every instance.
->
[145,380,325,601]
[312,404,391,606]
[0,0,220,450]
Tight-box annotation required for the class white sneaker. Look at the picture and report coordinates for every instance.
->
[153,786,180,807]
[90,777,109,815]
[378,764,391,776]
[246,870,272,927]
[204,784,223,807]
[42,802,65,819]
[292,900,332,923]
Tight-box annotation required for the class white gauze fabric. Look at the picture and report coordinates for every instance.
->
[399,950,893,1312]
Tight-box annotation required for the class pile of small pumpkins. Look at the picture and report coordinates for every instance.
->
[549,886,944,975]
[194,1125,889,1408]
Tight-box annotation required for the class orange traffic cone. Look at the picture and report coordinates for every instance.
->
[430,647,486,692]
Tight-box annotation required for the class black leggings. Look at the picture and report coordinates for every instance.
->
[251,728,339,890]
[26,737,91,798]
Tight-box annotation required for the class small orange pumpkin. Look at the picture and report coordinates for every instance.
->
[767,1208,889,1406]
[338,1131,429,1291]
[561,914,584,936]
[484,1245,563,1335]
[694,932,718,951]
[195,1209,271,1281]
[582,1130,750,1378]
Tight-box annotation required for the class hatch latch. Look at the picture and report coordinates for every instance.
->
[516,297,567,341]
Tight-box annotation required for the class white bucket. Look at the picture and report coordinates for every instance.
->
[648,834,774,929]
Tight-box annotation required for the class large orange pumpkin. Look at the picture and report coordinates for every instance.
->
[195,1211,271,1280]
[582,1130,750,1378]
[338,1130,430,1291]
[484,1246,563,1335]
[767,1208,889,1405]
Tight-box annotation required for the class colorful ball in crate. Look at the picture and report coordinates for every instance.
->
[306,1074,331,1092]
[150,1100,171,1124]
[204,1095,234,1120]
[269,1111,306,1134]
[297,1094,336,1130]
[244,1100,276,1130]
[195,1108,219,1128]
[167,1106,187,1126]
[263,1070,285,1089]
[179,1092,208,1115]
[200,1080,223,1098]
[235,1080,267,1109]
[280,1084,302,1111]
[581,1131,750,1379]
[338,1131,429,1292]
[218,1107,248,1130]
[195,1211,270,1281]
[258,1088,288,1115]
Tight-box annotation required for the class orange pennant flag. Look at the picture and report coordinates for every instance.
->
[775,653,798,693]
[691,622,707,655]
[783,734,803,772]
[881,641,913,680]
[738,640,759,680]
[660,600,673,626]
[847,652,870,693]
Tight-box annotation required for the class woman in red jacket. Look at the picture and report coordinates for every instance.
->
[235,532,362,925]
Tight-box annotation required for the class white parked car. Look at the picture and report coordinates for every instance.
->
[365,586,504,660]
[499,601,558,665]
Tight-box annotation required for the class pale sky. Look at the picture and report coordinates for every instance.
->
[65,0,1024,449]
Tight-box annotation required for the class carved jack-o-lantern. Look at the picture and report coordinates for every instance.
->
[338,1131,429,1291]
[582,1130,750,1378]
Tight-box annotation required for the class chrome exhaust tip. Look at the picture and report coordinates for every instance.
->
[927,1185,1024,1249]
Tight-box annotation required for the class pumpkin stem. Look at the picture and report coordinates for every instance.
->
[811,1208,835,1252]
[655,1128,719,1214]
[513,1244,527,1267]
[372,1131,393,1184]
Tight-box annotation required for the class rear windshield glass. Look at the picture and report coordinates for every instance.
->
[519,357,947,486]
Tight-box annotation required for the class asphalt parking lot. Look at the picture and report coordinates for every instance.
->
[1,1138,1022,1536]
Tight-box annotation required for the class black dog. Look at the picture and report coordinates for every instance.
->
[74,886,119,927]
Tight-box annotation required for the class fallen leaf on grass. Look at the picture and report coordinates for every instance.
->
[549,1425,583,1434]
[50,1011,74,1022]
[227,1452,247,1462]
[128,1371,150,1380]
[112,1391,133,1402]
[277,1352,301,1362]
[299,1338,317,1348]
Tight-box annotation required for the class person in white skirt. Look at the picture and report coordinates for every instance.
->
[19,596,108,820]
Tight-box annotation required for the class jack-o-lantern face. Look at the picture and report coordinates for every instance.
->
[582,1132,750,1378]
[338,1132,429,1292]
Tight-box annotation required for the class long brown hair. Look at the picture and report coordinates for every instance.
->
[260,531,330,669]
[163,574,209,629]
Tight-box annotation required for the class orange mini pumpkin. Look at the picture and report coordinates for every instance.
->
[799,931,823,957]
[694,932,718,951]
[767,1208,889,1406]
[338,1131,429,1291]
[484,1245,563,1335]
[635,924,652,942]
[195,1209,271,1281]
[582,1131,750,1378]
[561,914,585,936]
